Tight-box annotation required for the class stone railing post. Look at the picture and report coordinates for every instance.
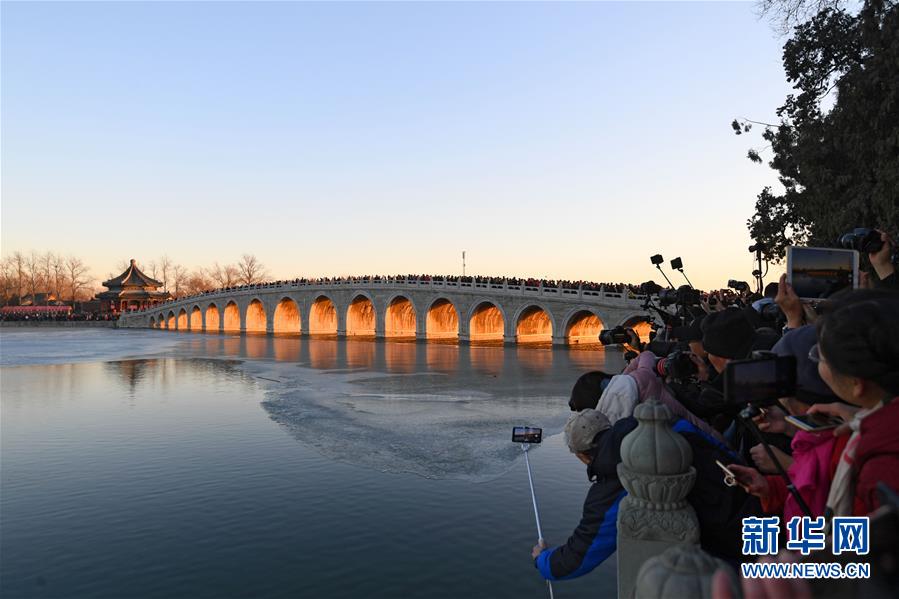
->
[616,400,700,599]
[634,544,737,599]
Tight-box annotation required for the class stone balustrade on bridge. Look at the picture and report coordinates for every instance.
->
[117,278,654,345]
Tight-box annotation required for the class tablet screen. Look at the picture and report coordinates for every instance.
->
[788,247,857,299]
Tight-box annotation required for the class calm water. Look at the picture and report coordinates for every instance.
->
[1,329,623,598]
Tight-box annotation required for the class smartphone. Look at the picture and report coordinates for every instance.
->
[786,246,859,300]
[723,355,797,406]
[512,426,542,444]
[786,413,843,432]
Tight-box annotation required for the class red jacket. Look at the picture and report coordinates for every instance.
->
[853,398,899,516]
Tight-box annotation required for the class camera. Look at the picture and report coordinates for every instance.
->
[728,279,751,292]
[658,285,701,307]
[641,280,663,295]
[723,353,797,408]
[599,325,636,346]
[655,349,699,382]
[650,254,664,266]
[840,227,885,254]
[670,257,683,270]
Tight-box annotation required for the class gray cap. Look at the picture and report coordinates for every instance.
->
[565,409,612,454]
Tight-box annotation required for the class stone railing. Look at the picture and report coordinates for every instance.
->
[130,278,649,314]
[616,401,736,598]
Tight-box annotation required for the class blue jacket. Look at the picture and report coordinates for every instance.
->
[535,417,759,580]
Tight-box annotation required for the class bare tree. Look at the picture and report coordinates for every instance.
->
[26,251,42,304]
[66,256,92,308]
[158,255,172,292]
[148,261,159,280]
[51,253,65,301]
[183,269,212,296]
[40,252,55,305]
[207,262,240,288]
[10,251,26,305]
[172,264,188,298]
[755,0,848,34]
[237,254,269,285]
[0,257,15,306]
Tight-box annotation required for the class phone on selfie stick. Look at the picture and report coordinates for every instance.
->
[512,426,554,599]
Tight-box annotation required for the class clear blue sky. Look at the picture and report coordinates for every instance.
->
[2,1,791,289]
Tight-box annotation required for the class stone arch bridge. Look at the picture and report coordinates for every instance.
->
[118,278,653,346]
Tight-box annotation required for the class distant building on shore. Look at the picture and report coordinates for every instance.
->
[96,259,171,313]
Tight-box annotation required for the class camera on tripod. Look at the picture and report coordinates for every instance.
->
[727,279,751,293]
[658,285,701,307]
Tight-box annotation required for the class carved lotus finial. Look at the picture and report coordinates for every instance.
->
[620,400,692,476]
[634,544,735,599]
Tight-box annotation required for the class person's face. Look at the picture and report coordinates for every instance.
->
[708,353,729,374]
[817,349,866,407]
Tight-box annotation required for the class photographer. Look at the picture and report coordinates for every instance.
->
[807,289,899,516]
[532,406,761,581]
[726,325,849,522]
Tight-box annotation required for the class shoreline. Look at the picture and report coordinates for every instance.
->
[0,321,117,329]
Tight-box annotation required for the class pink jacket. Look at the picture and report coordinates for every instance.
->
[762,430,846,520]
[623,351,725,442]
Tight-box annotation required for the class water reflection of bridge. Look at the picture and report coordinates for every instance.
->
[119,278,652,346]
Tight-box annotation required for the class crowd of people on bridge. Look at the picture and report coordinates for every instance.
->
[137,274,650,312]
[0,306,116,322]
[529,230,898,598]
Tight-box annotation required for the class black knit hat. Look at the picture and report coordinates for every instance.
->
[701,309,757,359]
[569,371,613,411]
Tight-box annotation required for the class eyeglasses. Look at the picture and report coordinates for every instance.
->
[808,343,821,363]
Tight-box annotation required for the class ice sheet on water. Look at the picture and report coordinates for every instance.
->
[247,360,573,481]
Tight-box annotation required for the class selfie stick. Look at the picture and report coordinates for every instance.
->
[521,443,555,599]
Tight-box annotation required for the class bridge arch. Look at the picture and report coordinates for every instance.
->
[149,316,156,329]
[190,305,202,330]
[223,301,240,332]
[563,307,606,345]
[513,303,554,344]
[468,299,506,342]
[346,293,376,337]
[177,308,188,330]
[309,294,338,335]
[426,297,459,340]
[245,298,267,333]
[167,310,176,330]
[273,297,302,334]
[384,294,417,338]
[205,303,220,332]
[620,313,654,343]
[158,312,166,329]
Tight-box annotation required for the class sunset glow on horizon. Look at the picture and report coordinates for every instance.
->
[2,2,792,291]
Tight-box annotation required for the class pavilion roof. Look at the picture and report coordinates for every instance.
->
[102,259,164,289]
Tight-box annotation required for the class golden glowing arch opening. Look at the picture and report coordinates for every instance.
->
[205,305,220,332]
[167,312,176,329]
[346,295,375,337]
[223,302,240,332]
[566,311,605,345]
[470,302,504,342]
[149,317,156,329]
[309,296,337,335]
[273,298,301,334]
[427,299,459,339]
[245,300,267,333]
[177,309,188,331]
[516,306,553,344]
[190,307,202,331]
[159,314,167,329]
[385,296,416,338]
